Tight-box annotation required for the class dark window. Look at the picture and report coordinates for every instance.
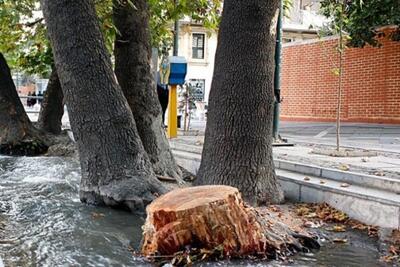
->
[192,33,205,59]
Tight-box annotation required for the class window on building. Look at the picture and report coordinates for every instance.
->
[189,79,205,101]
[192,33,205,59]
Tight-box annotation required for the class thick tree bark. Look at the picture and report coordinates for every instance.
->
[0,53,48,156]
[41,0,167,212]
[37,67,64,134]
[113,0,182,180]
[196,0,284,205]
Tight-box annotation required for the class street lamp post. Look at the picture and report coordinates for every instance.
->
[273,0,283,141]
[173,20,179,56]
[173,0,179,57]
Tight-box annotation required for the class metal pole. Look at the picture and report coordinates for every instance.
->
[173,0,179,56]
[272,1,283,140]
[173,20,179,56]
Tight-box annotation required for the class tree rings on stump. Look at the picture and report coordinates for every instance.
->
[141,185,315,260]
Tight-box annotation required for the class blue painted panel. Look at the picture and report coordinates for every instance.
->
[168,56,187,85]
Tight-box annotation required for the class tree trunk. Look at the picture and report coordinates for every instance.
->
[37,67,64,135]
[113,0,182,180]
[0,53,48,156]
[41,0,167,212]
[195,0,284,205]
[141,185,319,259]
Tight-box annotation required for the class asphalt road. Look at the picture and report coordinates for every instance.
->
[278,122,400,153]
[190,120,400,153]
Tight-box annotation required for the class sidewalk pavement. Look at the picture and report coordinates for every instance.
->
[173,120,400,180]
[184,120,400,153]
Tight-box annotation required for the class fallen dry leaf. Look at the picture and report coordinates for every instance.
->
[340,183,350,188]
[270,205,281,212]
[381,255,400,263]
[379,233,400,263]
[338,164,350,171]
[303,220,322,228]
[368,227,379,237]
[329,225,346,232]
[295,206,311,216]
[305,212,317,218]
[333,238,348,243]
[391,229,400,241]
[351,223,367,231]
[91,212,105,219]
[320,180,326,184]
[294,203,349,223]
[390,245,399,255]
[331,212,348,222]
[374,171,385,177]
[304,176,311,181]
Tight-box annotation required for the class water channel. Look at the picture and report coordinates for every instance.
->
[0,156,387,266]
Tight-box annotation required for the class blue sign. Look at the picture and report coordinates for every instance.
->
[168,56,187,85]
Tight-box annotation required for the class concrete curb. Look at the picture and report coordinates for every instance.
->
[171,144,400,228]
[276,160,400,194]
[278,172,400,228]
[171,141,400,194]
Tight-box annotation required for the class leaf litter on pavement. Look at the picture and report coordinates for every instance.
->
[291,203,400,262]
[293,203,378,237]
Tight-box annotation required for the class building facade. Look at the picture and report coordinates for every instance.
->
[176,22,218,104]
[176,0,326,105]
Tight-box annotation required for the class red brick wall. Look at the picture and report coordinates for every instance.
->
[281,34,400,124]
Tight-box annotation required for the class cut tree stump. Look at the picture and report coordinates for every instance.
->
[141,185,319,260]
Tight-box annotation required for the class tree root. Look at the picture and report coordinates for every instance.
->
[0,139,48,156]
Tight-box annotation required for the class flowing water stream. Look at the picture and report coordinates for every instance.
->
[0,156,387,266]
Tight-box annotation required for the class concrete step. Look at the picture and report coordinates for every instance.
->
[277,169,400,228]
[171,145,400,228]
[171,141,400,194]
[276,160,400,194]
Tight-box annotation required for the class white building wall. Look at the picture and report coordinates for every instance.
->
[178,24,218,103]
